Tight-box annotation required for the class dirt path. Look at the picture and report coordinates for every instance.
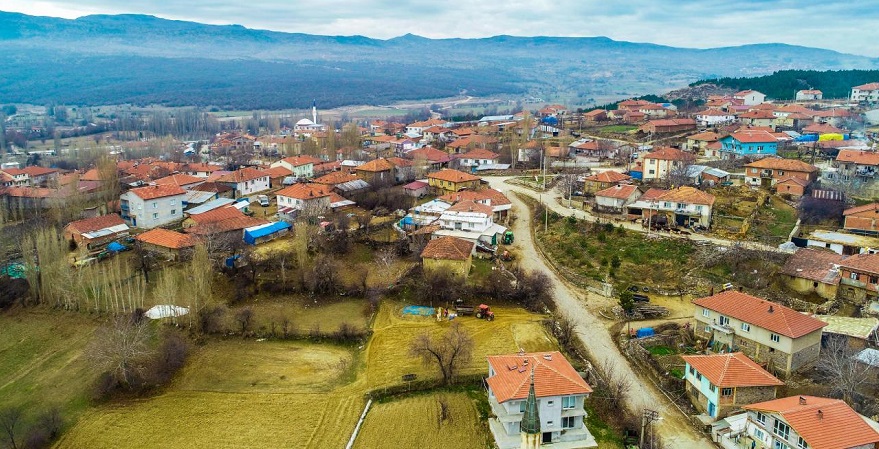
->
[503,190,714,448]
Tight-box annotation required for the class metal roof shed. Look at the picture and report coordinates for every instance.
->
[243,221,292,245]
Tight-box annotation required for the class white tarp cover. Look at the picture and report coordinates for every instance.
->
[144,305,190,319]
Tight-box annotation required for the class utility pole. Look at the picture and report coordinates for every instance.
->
[640,409,660,449]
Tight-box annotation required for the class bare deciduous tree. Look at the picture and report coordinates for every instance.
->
[553,314,577,349]
[818,337,875,404]
[0,407,23,449]
[87,317,156,389]
[409,322,474,385]
[235,307,254,335]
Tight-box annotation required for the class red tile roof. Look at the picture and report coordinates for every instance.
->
[780,248,844,284]
[447,200,493,216]
[595,184,640,200]
[644,147,694,161]
[407,146,451,163]
[420,236,475,261]
[728,130,777,143]
[461,148,500,160]
[135,228,197,249]
[79,168,103,182]
[585,171,631,183]
[693,291,827,338]
[640,188,668,201]
[189,206,245,225]
[356,158,396,172]
[837,150,879,166]
[838,253,879,275]
[854,82,879,90]
[262,166,293,178]
[314,171,358,185]
[844,203,879,216]
[187,216,268,235]
[744,396,879,449]
[739,110,776,119]
[128,184,186,200]
[657,186,715,206]
[487,351,592,403]
[744,158,817,173]
[215,167,268,184]
[153,173,203,187]
[803,123,845,134]
[275,183,332,200]
[428,169,481,183]
[181,162,224,173]
[681,352,783,387]
[278,155,321,167]
[65,214,126,234]
[19,166,59,177]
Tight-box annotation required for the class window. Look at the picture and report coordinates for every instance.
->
[677,203,685,210]
[756,412,766,425]
[779,171,785,176]
[171,209,177,215]
[696,372,702,381]
[702,309,710,317]
[851,272,859,280]
[519,401,525,413]
[663,202,672,208]
[871,276,878,284]
[721,387,733,396]
[152,213,158,219]
[562,396,576,410]
[709,384,716,393]
[152,202,158,209]
[773,419,790,440]
[719,316,729,326]
[775,441,790,449]
[689,366,695,376]
[649,170,655,175]
[770,333,780,343]
[547,420,554,427]
[695,205,703,212]
[562,416,577,429]
[704,326,710,333]
[547,400,554,407]
[754,428,764,440]
[797,437,809,449]
[751,168,758,174]
[741,323,751,332]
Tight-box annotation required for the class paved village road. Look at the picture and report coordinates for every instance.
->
[494,181,714,448]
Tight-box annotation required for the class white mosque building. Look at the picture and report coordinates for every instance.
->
[294,100,327,132]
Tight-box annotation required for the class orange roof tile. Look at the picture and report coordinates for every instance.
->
[744,396,879,449]
[356,158,396,172]
[189,206,245,225]
[420,236,474,260]
[744,158,817,173]
[727,130,777,143]
[79,168,103,182]
[844,203,879,216]
[181,162,224,173]
[428,169,481,183]
[487,351,592,403]
[128,184,186,200]
[595,184,639,200]
[640,188,668,201]
[275,183,332,200]
[65,214,126,234]
[657,186,715,206]
[681,352,783,387]
[314,172,358,185]
[447,200,493,216]
[585,171,631,183]
[854,82,879,90]
[407,146,451,163]
[19,166,58,177]
[461,148,500,160]
[262,166,293,178]
[186,216,268,235]
[838,253,879,275]
[837,150,879,166]
[644,147,694,161]
[693,291,827,338]
[135,228,197,249]
[153,173,204,187]
[216,167,268,183]
[780,248,845,284]
[279,155,322,167]
[803,123,845,134]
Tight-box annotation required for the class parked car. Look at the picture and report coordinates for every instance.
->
[257,194,270,207]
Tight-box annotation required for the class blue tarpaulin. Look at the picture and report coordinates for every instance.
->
[402,305,435,316]
[243,221,292,245]
[636,327,655,338]
[106,242,126,252]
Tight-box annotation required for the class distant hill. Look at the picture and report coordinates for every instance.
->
[0,11,877,109]
[690,70,879,100]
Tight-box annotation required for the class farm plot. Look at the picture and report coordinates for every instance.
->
[354,392,492,449]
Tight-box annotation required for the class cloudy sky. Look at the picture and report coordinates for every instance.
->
[1,0,877,56]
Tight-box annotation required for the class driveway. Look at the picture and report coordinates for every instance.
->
[501,185,714,448]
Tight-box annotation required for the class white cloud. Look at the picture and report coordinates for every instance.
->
[0,0,877,56]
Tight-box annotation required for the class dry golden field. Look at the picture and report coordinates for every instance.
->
[354,392,492,449]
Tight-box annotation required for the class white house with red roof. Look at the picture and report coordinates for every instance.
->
[594,184,641,214]
[641,147,696,181]
[486,351,595,449]
[733,90,766,106]
[681,352,782,421]
[739,395,879,449]
[693,291,827,377]
[120,184,187,228]
[851,82,879,103]
[216,167,270,198]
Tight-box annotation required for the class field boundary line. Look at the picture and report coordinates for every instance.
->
[345,398,373,449]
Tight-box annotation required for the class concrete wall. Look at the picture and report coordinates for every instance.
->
[423,257,471,277]
[785,276,839,301]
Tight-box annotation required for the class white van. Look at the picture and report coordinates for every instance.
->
[257,195,270,207]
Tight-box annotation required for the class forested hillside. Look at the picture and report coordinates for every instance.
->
[691,70,879,100]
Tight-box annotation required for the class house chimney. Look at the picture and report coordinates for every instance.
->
[799,396,806,405]
[769,305,774,313]
[817,409,823,419]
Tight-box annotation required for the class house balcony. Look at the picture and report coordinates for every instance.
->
[759,172,773,178]
[710,322,735,334]
[841,277,867,289]
[488,395,521,424]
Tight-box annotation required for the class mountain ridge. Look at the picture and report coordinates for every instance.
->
[0,11,876,109]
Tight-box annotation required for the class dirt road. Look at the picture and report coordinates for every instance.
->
[503,189,714,448]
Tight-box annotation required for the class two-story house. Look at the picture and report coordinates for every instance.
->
[355,158,397,186]
[649,186,716,227]
[681,352,782,421]
[275,183,333,219]
[693,291,827,377]
[742,396,879,449]
[835,150,879,182]
[837,253,879,304]
[733,90,767,106]
[720,130,778,159]
[686,131,722,154]
[641,147,695,182]
[795,89,823,101]
[695,110,736,127]
[216,167,270,198]
[434,200,507,246]
[456,148,501,168]
[844,203,879,235]
[744,158,818,193]
[594,184,642,214]
[270,155,321,179]
[486,351,595,449]
[738,110,777,130]
[582,171,632,193]
[438,188,513,223]
[120,185,187,229]
[851,82,879,103]
[427,169,482,195]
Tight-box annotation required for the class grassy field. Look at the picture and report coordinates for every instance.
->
[55,300,556,448]
[354,391,492,449]
[596,124,637,134]
[750,196,798,244]
[0,310,98,419]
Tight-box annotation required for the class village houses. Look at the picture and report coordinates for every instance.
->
[120,184,187,229]
[743,158,818,195]
[681,352,783,421]
[420,235,475,277]
[640,147,695,182]
[216,167,270,198]
[427,169,481,195]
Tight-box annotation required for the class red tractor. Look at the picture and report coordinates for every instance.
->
[475,304,495,321]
